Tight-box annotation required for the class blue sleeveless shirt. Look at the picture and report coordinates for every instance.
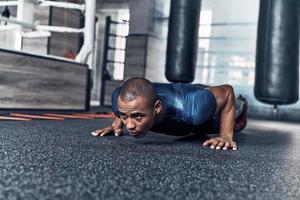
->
[111,83,217,135]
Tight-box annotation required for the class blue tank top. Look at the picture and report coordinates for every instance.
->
[111,83,217,135]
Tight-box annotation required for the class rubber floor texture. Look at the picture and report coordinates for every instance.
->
[0,119,300,200]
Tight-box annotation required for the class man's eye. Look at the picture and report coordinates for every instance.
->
[120,114,127,119]
[135,116,142,120]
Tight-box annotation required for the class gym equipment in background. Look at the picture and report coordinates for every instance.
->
[165,0,201,83]
[255,0,300,106]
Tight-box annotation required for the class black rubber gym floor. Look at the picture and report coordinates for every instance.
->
[1,117,300,199]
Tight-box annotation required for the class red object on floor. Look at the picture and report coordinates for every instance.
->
[74,113,115,118]
[10,113,64,120]
[0,116,32,121]
[43,113,93,119]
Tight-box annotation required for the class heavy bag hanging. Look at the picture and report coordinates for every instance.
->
[254,0,300,105]
[165,0,201,83]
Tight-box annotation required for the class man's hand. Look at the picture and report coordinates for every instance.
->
[91,117,123,137]
[207,85,237,151]
[203,136,237,150]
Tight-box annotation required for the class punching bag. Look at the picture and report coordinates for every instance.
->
[165,0,201,83]
[254,0,300,105]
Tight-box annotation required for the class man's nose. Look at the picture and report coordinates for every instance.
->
[126,119,136,130]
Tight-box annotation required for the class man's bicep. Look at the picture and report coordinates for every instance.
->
[208,85,234,113]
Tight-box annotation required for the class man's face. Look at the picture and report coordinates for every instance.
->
[117,96,157,138]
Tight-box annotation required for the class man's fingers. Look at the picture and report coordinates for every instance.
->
[91,126,114,137]
[210,139,219,149]
[222,141,230,150]
[91,130,103,136]
[216,139,225,150]
[203,137,237,151]
[221,140,237,150]
[203,138,215,146]
[203,138,220,149]
[114,129,122,136]
[100,128,112,136]
[231,141,237,151]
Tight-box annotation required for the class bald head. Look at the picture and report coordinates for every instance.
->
[119,77,158,106]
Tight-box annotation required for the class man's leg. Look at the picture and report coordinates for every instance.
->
[234,95,248,132]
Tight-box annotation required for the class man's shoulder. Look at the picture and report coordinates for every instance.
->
[153,82,208,94]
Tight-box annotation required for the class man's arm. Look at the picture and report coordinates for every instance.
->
[203,85,237,150]
[91,86,124,137]
[91,116,123,137]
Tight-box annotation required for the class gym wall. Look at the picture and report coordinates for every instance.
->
[122,0,300,122]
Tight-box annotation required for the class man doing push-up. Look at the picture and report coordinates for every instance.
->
[91,77,247,151]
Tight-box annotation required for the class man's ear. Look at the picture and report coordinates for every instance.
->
[154,100,163,114]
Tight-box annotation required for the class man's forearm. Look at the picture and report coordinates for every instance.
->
[219,95,236,141]
[203,85,237,150]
